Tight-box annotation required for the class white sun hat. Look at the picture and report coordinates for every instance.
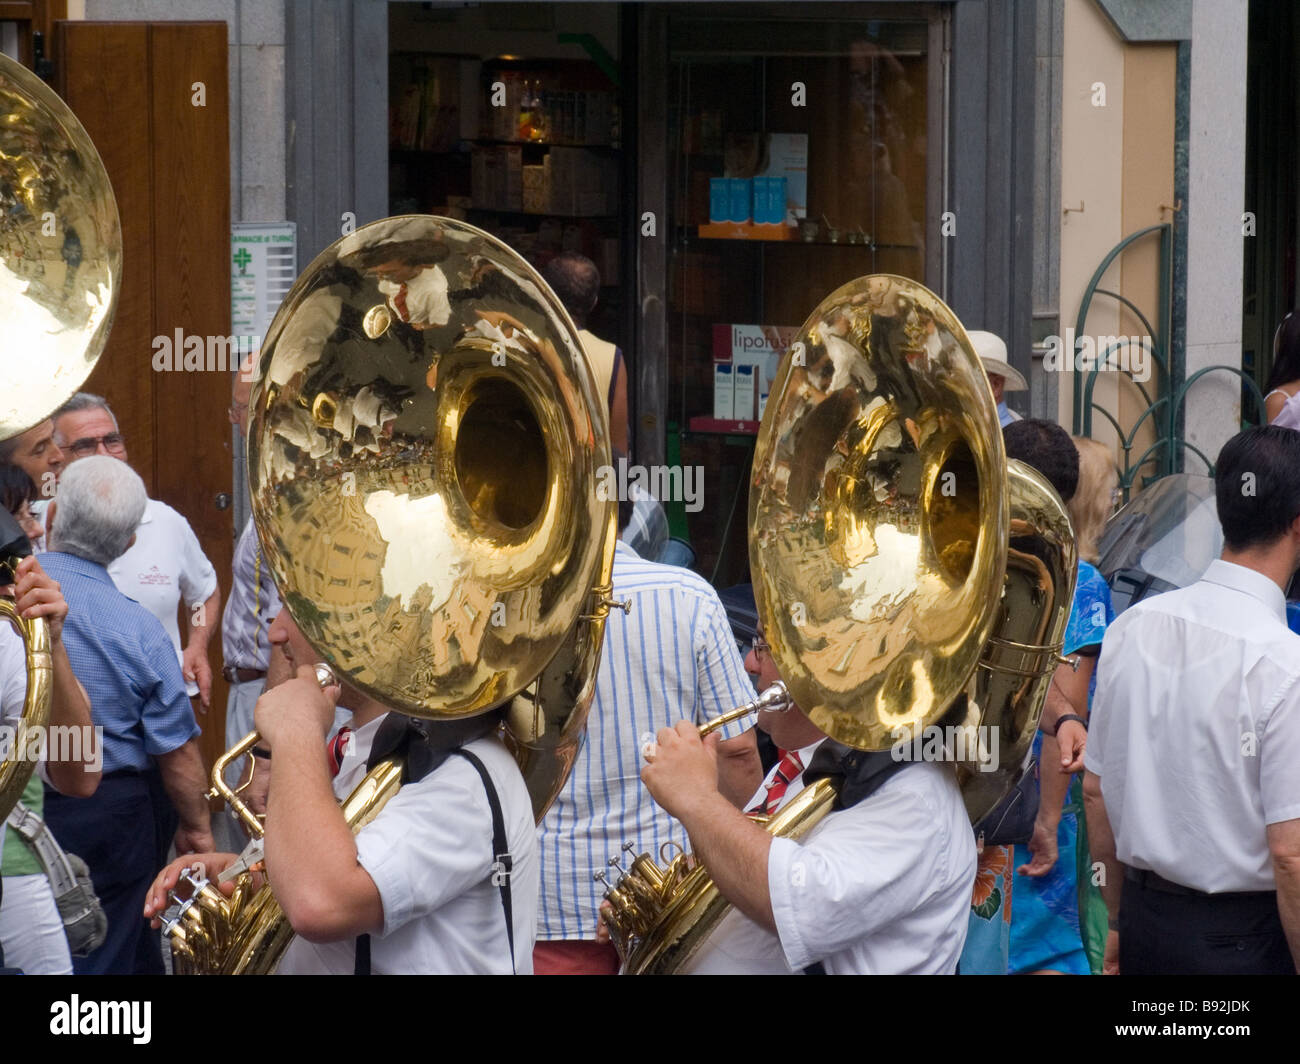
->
[967,330,1028,392]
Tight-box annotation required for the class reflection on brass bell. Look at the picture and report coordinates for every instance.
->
[363,304,391,339]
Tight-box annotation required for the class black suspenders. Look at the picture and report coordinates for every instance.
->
[354,744,516,975]
[449,749,516,975]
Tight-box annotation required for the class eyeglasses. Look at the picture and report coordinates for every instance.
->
[750,635,771,660]
[67,432,126,458]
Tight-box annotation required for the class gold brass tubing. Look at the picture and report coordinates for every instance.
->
[206,664,338,838]
[696,681,790,740]
[0,598,53,823]
[207,730,266,839]
[630,854,665,893]
[697,704,758,740]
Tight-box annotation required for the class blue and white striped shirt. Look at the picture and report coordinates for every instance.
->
[538,541,756,940]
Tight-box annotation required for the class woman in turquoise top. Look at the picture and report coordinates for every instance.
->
[1009,438,1118,975]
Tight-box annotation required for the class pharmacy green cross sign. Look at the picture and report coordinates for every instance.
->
[233,248,252,273]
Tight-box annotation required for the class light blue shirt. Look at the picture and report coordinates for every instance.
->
[221,517,281,670]
[998,401,1022,428]
[38,552,198,774]
[537,542,756,939]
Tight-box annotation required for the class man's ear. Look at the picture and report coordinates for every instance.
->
[127,533,136,550]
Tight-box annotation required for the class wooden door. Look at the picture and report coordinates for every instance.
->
[54,21,234,774]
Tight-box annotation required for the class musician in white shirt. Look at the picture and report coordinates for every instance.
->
[145,607,538,974]
[639,625,976,975]
[1085,426,1300,974]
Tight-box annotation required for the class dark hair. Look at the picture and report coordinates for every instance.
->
[1003,419,1079,503]
[1266,310,1300,391]
[1215,426,1300,550]
[0,464,37,516]
[542,253,600,326]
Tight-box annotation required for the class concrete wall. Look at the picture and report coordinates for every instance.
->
[1029,0,1063,422]
[1058,0,1244,478]
[1059,0,1125,444]
[1183,0,1247,465]
[76,0,287,225]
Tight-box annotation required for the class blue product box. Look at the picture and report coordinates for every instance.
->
[709,178,729,224]
[752,176,772,224]
[728,178,752,223]
[768,176,787,224]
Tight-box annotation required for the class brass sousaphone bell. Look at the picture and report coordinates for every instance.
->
[602,275,1076,973]
[164,215,621,974]
[0,53,121,821]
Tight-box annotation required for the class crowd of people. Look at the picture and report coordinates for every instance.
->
[2,302,1299,977]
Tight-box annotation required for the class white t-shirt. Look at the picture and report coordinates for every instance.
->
[1086,559,1300,892]
[106,499,218,697]
[683,749,976,975]
[276,714,539,974]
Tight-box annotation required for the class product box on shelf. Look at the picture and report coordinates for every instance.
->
[727,178,752,223]
[713,363,735,421]
[733,363,757,422]
[709,178,728,224]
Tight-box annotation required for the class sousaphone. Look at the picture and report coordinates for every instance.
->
[0,53,121,821]
[163,216,620,974]
[601,275,1076,973]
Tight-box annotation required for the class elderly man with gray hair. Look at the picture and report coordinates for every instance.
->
[51,393,220,713]
[40,456,213,975]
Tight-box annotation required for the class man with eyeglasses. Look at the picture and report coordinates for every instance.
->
[51,394,220,716]
[0,421,64,549]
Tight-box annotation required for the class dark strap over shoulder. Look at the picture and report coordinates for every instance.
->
[804,739,914,810]
[364,712,500,778]
[353,713,514,975]
[449,748,516,975]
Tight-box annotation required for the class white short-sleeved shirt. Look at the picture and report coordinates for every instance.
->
[275,714,539,975]
[106,499,218,696]
[1085,559,1300,892]
[683,747,976,975]
[0,623,25,731]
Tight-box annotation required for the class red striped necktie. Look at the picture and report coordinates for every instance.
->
[757,749,804,815]
[327,726,353,777]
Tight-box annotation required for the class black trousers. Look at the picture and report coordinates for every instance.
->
[44,771,174,976]
[1120,875,1295,975]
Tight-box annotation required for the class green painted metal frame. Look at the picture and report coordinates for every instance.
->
[1072,223,1265,498]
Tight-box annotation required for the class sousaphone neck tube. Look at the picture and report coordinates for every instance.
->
[698,681,791,739]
